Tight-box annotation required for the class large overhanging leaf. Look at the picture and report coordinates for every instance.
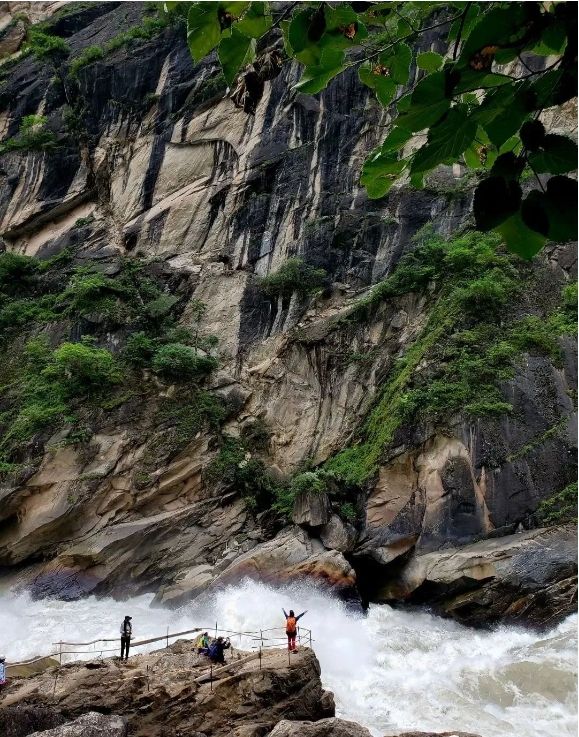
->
[187,2,221,62]
[294,48,346,95]
[219,27,256,84]
[410,105,477,176]
[361,149,406,198]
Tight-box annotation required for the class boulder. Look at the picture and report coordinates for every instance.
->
[0,705,65,737]
[292,492,331,528]
[378,525,578,627]
[268,718,372,737]
[212,526,358,599]
[319,514,357,552]
[28,713,127,737]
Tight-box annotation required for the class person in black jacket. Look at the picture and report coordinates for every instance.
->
[120,616,132,661]
[208,636,231,665]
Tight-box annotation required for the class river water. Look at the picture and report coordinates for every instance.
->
[0,579,576,737]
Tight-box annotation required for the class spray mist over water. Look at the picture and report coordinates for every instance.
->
[0,580,575,737]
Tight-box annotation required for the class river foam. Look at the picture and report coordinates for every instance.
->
[0,579,576,737]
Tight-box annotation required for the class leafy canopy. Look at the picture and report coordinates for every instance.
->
[169,1,578,259]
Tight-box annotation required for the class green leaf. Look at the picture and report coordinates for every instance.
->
[397,71,450,132]
[477,85,532,149]
[490,152,524,181]
[410,104,477,175]
[528,135,578,175]
[218,27,255,84]
[459,5,531,65]
[324,4,358,30]
[359,65,396,107]
[361,150,406,198]
[519,120,545,151]
[236,2,272,38]
[533,18,567,55]
[294,48,346,95]
[380,126,412,153]
[453,69,511,94]
[288,8,321,66]
[187,3,221,62]
[496,210,546,260]
[416,51,443,72]
[380,42,412,85]
[474,176,522,231]
[521,190,549,237]
[447,4,480,43]
[543,176,578,242]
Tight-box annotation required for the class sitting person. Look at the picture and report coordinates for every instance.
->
[194,631,210,655]
[208,636,231,665]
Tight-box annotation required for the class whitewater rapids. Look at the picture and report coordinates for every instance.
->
[0,580,576,737]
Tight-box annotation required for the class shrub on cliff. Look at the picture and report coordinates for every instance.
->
[43,341,123,395]
[152,343,217,381]
[536,482,578,525]
[0,115,57,155]
[204,435,279,511]
[259,258,327,300]
[0,252,39,294]
[26,28,69,60]
[273,471,327,517]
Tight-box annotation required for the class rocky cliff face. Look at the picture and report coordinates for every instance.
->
[0,2,576,622]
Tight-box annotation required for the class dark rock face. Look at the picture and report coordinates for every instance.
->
[0,705,66,737]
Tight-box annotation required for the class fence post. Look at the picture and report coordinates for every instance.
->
[166,626,169,649]
[215,621,218,640]
[58,642,62,666]
[309,630,312,648]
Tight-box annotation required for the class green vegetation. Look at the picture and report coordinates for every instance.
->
[0,250,219,469]
[0,336,122,455]
[240,418,270,451]
[26,28,70,60]
[68,14,171,78]
[536,482,578,525]
[506,419,567,464]
[259,258,327,300]
[273,470,327,517]
[68,45,104,78]
[339,502,357,523]
[325,231,577,486]
[151,343,217,381]
[204,435,280,511]
[180,1,577,258]
[0,115,57,156]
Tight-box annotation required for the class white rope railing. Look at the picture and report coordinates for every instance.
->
[7,625,313,669]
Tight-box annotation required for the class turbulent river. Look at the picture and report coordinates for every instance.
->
[0,579,576,737]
